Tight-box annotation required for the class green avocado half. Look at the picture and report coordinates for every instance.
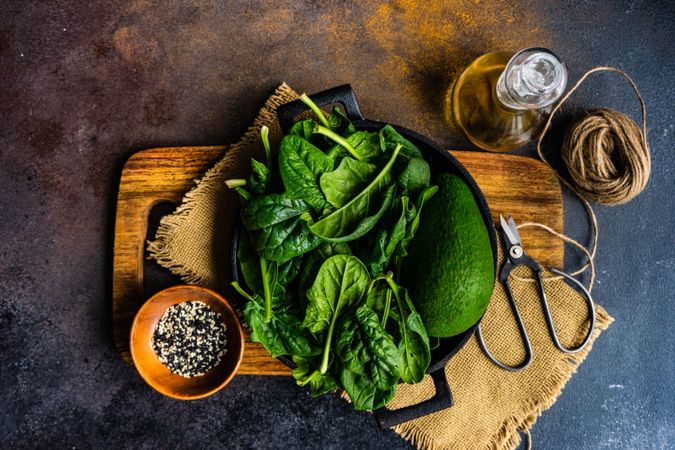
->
[401,172,494,338]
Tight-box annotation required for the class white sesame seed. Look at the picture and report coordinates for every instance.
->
[152,301,227,377]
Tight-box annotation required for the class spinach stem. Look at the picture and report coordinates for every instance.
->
[384,273,405,315]
[381,289,392,328]
[320,313,339,373]
[384,273,412,359]
[260,257,273,323]
[365,276,392,327]
[299,211,315,225]
[370,274,389,286]
[225,179,252,200]
[297,370,320,386]
[231,281,254,301]
[234,188,251,201]
[299,94,330,128]
[260,125,272,170]
[225,179,247,188]
[314,125,363,161]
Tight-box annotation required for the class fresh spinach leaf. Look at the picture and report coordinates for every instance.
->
[251,219,322,262]
[314,126,382,162]
[366,196,410,276]
[289,107,354,150]
[367,229,388,275]
[237,230,289,322]
[289,119,316,140]
[326,106,356,135]
[309,145,401,241]
[237,229,262,294]
[235,282,320,358]
[242,193,322,261]
[314,184,396,243]
[242,193,310,230]
[279,135,334,212]
[379,124,423,159]
[292,355,338,397]
[345,131,382,160]
[365,280,392,324]
[385,198,410,256]
[383,276,430,384]
[325,144,349,165]
[277,255,304,286]
[337,304,401,410]
[321,108,358,165]
[397,306,430,384]
[397,157,430,197]
[320,157,378,209]
[242,295,287,356]
[340,370,397,411]
[289,118,331,150]
[395,185,438,261]
[243,126,275,195]
[303,255,371,373]
[338,305,400,387]
[298,242,352,301]
[247,159,271,195]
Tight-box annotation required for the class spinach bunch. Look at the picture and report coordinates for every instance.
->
[228,94,436,411]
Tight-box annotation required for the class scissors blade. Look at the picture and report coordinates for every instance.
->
[500,214,521,247]
[507,215,523,245]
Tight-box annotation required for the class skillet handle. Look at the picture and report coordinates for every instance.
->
[276,84,365,133]
[374,366,453,428]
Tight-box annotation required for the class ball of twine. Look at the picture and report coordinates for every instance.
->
[527,67,651,289]
[561,108,650,205]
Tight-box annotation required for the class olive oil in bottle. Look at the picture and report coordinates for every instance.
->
[451,48,567,152]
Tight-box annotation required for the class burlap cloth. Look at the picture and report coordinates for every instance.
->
[147,84,613,450]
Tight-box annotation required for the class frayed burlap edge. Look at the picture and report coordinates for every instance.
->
[392,305,613,450]
[146,83,297,286]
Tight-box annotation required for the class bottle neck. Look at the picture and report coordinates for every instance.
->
[494,48,568,111]
[494,76,528,111]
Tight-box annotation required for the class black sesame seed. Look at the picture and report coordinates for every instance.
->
[152,301,228,377]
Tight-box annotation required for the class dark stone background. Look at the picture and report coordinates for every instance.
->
[1,1,673,448]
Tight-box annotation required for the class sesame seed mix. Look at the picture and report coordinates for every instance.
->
[152,301,227,377]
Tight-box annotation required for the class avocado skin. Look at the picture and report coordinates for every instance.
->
[401,173,494,337]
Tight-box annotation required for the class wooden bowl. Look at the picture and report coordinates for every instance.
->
[130,285,244,399]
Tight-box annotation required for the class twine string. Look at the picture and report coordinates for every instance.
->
[511,67,649,292]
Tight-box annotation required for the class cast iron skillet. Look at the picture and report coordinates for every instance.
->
[230,85,498,428]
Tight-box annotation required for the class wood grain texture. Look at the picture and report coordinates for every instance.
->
[113,147,563,375]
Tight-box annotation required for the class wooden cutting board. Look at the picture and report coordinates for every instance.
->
[112,147,563,375]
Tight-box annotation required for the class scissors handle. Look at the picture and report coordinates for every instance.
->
[540,268,596,354]
[477,278,533,372]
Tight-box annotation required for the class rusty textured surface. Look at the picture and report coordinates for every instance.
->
[1,0,674,448]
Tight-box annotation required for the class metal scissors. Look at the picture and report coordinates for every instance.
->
[477,214,596,371]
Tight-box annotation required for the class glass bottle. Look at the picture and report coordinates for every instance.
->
[451,47,568,152]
